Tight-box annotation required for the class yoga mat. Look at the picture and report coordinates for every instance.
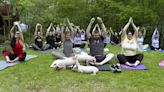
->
[146,49,164,52]
[120,64,147,70]
[146,49,152,52]
[37,49,54,53]
[96,64,110,71]
[159,60,164,67]
[52,51,66,59]
[58,48,64,50]
[0,55,37,70]
[158,50,164,52]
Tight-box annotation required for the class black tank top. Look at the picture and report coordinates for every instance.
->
[56,34,61,42]
[35,36,43,48]
[46,35,55,46]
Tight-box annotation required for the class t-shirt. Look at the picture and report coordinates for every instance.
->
[121,38,137,56]
[89,37,104,56]
[81,34,85,41]
[152,38,159,48]
[74,35,82,45]
[104,36,110,44]
[64,40,73,57]
[137,36,144,45]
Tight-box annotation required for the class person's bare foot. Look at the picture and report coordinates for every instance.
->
[126,62,133,67]
[89,62,95,65]
[8,60,14,63]
[94,63,101,66]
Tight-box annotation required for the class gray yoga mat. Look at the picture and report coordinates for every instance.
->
[0,55,37,70]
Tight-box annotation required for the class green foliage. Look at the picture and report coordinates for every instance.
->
[4,0,164,45]
[11,0,163,29]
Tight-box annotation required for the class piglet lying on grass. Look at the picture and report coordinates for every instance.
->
[72,58,99,75]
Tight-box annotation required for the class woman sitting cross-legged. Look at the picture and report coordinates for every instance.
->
[44,23,59,49]
[137,27,149,51]
[117,17,144,67]
[110,27,121,46]
[151,27,161,51]
[32,24,44,50]
[2,22,27,63]
[55,24,62,48]
[52,18,74,58]
[73,26,86,49]
[32,24,49,51]
[104,30,111,47]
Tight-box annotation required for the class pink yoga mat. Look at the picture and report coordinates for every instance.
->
[159,60,164,67]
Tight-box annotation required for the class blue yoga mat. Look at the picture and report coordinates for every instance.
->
[146,49,164,53]
[0,55,37,70]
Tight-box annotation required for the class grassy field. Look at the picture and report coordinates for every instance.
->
[0,45,164,92]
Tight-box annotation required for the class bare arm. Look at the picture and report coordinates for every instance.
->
[10,25,16,38]
[131,18,138,38]
[16,23,24,42]
[152,28,157,40]
[109,27,114,35]
[52,26,56,36]
[86,18,95,39]
[119,29,123,36]
[122,17,131,40]
[66,18,74,38]
[156,28,160,39]
[143,27,146,37]
[34,24,39,36]
[46,23,53,37]
[97,17,106,38]
[35,24,43,38]
[61,25,65,42]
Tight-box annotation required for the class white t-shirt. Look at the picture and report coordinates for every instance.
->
[81,34,85,40]
[137,36,144,45]
[104,36,110,44]
[74,36,82,44]
[152,38,159,48]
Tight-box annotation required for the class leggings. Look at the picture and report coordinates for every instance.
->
[151,46,160,50]
[2,51,27,61]
[117,54,144,64]
[73,43,86,48]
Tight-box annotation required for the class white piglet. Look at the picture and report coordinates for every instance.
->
[50,57,76,69]
[75,54,96,65]
[72,60,99,75]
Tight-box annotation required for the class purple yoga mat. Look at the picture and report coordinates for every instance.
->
[121,64,147,70]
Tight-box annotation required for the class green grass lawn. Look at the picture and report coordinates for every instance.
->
[0,45,164,92]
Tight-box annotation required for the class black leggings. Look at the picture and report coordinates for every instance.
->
[73,43,86,48]
[151,46,160,50]
[117,54,144,64]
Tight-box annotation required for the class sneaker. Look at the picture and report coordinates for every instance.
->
[110,64,116,71]
[114,65,122,73]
